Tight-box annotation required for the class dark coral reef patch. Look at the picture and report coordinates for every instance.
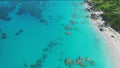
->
[0,2,17,21]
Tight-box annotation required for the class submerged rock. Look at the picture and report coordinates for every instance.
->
[1,33,7,39]
[65,32,71,36]
[42,53,47,59]
[15,32,20,36]
[64,58,72,65]
[36,60,42,65]
[30,63,42,68]
[76,59,82,64]
[15,30,23,36]
[39,18,48,25]
[37,58,44,63]
[48,41,57,46]
[69,20,75,25]
[1,33,5,35]
[19,30,23,33]
[1,35,7,39]
[79,62,85,67]
[74,28,78,30]
[85,57,91,62]
[64,25,72,30]
[30,65,35,68]
[65,56,95,67]
[90,61,95,65]
[30,58,44,68]
[72,60,77,64]
[78,56,83,60]
[43,48,48,51]
[72,14,77,18]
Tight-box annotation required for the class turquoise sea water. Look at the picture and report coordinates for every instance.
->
[0,1,113,68]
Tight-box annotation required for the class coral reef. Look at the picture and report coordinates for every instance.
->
[15,30,23,36]
[65,32,71,36]
[64,58,72,65]
[64,56,95,68]
[29,38,63,68]
[0,2,17,21]
[30,53,47,68]
[16,1,48,25]
[64,25,72,30]
[1,33,7,39]
[85,57,91,62]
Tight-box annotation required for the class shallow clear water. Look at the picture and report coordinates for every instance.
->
[0,1,113,68]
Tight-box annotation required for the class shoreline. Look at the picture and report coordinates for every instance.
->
[85,2,120,68]
[90,18,120,68]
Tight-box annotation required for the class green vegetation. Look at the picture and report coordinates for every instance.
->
[91,0,120,33]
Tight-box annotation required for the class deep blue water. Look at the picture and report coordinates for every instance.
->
[0,1,113,68]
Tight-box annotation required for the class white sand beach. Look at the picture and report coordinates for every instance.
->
[91,18,120,68]
[85,2,120,68]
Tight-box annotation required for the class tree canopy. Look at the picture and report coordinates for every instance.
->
[92,0,120,33]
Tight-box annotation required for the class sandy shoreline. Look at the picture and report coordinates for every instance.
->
[85,2,120,68]
[91,18,120,68]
